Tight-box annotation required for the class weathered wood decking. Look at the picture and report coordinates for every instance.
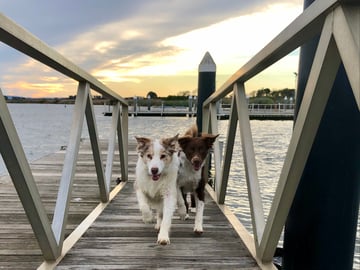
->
[0,140,261,269]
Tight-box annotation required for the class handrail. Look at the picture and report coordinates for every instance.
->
[204,0,350,106]
[0,14,128,259]
[203,0,359,267]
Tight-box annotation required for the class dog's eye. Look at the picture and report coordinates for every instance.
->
[160,154,166,159]
[147,154,152,160]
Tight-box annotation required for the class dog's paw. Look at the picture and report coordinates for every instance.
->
[154,223,160,231]
[157,235,170,245]
[194,225,203,235]
[177,205,189,220]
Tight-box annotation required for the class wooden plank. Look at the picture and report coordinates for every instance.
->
[0,140,263,269]
[0,140,118,269]
[55,180,261,269]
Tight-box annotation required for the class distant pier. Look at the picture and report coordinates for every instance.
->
[105,103,295,120]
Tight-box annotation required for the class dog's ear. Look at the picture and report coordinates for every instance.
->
[162,134,178,154]
[135,136,151,156]
[178,136,192,149]
[202,134,219,148]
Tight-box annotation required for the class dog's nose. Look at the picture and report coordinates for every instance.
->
[193,158,201,167]
[151,167,159,175]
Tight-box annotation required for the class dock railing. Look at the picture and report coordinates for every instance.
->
[203,0,359,265]
[219,103,295,120]
[0,14,128,259]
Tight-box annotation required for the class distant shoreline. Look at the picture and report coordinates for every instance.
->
[5,97,108,105]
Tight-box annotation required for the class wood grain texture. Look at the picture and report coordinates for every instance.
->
[0,140,260,269]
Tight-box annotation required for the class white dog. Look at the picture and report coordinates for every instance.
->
[134,134,179,245]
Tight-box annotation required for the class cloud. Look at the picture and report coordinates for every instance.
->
[1,57,78,97]
[161,3,302,72]
[90,2,303,92]
[0,0,143,45]
[0,0,303,98]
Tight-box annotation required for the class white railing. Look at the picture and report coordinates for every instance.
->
[203,0,359,267]
[0,13,128,259]
[220,103,294,119]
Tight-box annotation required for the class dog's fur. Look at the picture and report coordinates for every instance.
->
[177,125,219,234]
[134,134,179,245]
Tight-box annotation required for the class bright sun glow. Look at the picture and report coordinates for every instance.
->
[2,2,303,98]
[91,2,302,95]
[126,3,302,76]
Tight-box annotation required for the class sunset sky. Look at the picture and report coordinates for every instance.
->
[0,0,303,98]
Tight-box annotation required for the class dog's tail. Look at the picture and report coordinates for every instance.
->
[184,124,199,137]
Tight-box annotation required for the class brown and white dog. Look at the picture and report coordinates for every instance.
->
[177,125,219,234]
[134,134,179,245]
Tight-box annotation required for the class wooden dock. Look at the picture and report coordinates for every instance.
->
[0,140,263,269]
[1,1,358,267]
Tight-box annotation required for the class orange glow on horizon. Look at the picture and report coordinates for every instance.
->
[1,3,302,99]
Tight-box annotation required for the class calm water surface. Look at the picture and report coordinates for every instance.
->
[1,104,359,268]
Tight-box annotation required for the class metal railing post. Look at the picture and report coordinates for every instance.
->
[52,82,89,248]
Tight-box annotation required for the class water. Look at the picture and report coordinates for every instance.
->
[0,103,359,268]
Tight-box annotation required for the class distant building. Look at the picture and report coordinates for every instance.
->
[4,95,25,100]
